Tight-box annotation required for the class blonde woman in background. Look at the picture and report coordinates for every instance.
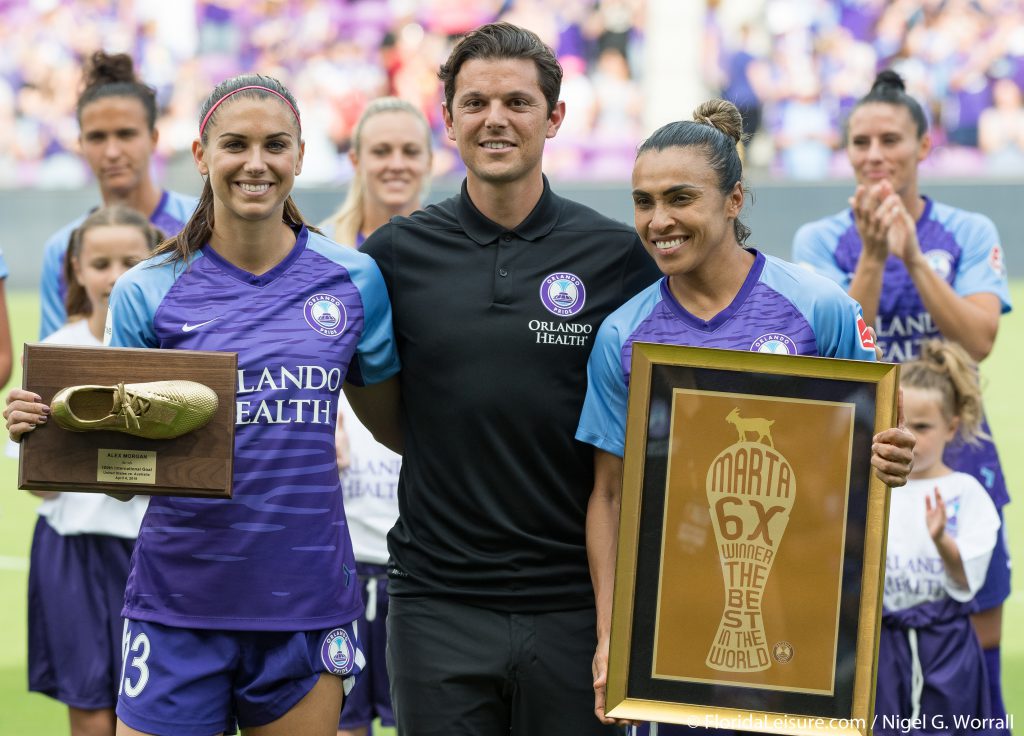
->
[327,97,432,736]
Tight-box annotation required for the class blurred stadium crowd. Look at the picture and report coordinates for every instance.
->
[708,0,1024,178]
[4,0,1024,188]
[0,0,645,187]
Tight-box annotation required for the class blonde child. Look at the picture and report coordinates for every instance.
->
[24,205,161,736]
[877,340,1001,734]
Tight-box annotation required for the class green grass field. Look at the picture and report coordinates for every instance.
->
[0,287,1021,735]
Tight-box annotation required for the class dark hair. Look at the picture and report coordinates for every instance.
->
[848,70,928,138]
[439,22,562,115]
[76,51,158,130]
[65,205,163,317]
[636,99,751,245]
[902,340,987,445]
[157,74,317,264]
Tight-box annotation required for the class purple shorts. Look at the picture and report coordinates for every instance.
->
[339,563,395,730]
[116,619,364,736]
[28,517,134,709]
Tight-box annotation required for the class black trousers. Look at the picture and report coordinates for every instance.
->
[387,594,623,736]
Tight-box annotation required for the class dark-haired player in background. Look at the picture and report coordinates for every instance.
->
[38,51,195,339]
[793,69,1013,730]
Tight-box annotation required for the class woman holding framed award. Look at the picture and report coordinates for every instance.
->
[575,99,916,731]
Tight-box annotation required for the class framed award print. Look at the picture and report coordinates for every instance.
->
[605,343,900,736]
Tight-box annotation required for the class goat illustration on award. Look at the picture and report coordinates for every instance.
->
[706,407,795,673]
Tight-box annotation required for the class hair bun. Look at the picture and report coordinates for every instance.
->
[692,99,743,144]
[871,69,906,94]
[83,51,137,90]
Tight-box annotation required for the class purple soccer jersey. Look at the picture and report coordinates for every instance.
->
[106,227,399,631]
[793,197,1013,508]
[577,251,875,457]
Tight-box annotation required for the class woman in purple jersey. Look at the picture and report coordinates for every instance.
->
[792,70,1012,726]
[584,99,916,734]
[7,74,401,736]
[324,97,432,736]
[38,51,196,339]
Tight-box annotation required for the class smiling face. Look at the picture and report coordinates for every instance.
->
[79,96,158,199]
[443,57,564,187]
[193,95,304,225]
[353,109,431,213]
[902,386,957,480]
[846,102,929,197]
[631,145,743,280]
[73,224,151,313]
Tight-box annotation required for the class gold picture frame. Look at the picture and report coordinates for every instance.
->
[606,343,899,736]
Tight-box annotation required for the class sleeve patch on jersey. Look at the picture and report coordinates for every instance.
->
[989,244,1005,276]
[857,315,875,350]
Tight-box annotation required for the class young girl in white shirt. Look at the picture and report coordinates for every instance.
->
[877,339,1001,734]
[25,205,161,736]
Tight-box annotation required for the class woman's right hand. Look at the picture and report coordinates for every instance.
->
[4,389,50,442]
[849,181,895,262]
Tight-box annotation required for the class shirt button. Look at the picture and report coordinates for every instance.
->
[502,234,512,242]
[498,268,509,277]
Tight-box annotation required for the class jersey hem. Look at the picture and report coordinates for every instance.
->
[121,604,364,632]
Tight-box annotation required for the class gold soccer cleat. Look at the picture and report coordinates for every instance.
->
[50,381,218,440]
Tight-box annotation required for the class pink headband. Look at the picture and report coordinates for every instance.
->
[199,85,301,137]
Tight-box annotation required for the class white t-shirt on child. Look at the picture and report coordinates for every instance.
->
[338,389,400,565]
[8,319,148,538]
[884,472,1000,611]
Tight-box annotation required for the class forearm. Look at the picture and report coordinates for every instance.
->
[0,282,12,389]
[906,260,999,360]
[847,256,886,327]
[587,451,624,639]
[342,376,404,455]
[933,531,969,590]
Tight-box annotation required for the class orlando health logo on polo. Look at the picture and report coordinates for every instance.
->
[304,293,347,337]
[540,272,585,317]
[533,272,593,346]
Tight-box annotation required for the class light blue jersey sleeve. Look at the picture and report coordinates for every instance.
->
[0,249,8,280]
[944,209,1012,313]
[308,234,399,386]
[105,256,181,348]
[39,220,82,339]
[762,256,876,361]
[576,317,630,457]
[791,212,851,289]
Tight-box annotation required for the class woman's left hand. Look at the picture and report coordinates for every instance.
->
[870,387,916,487]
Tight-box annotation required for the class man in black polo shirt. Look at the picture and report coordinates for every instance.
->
[349,21,659,736]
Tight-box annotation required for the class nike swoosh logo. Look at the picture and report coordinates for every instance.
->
[181,318,221,332]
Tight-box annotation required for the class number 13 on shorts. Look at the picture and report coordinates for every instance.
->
[120,620,151,697]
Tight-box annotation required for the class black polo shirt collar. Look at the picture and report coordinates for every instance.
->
[455,175,562,245]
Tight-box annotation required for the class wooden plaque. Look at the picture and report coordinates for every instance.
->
[18,343,236,498]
